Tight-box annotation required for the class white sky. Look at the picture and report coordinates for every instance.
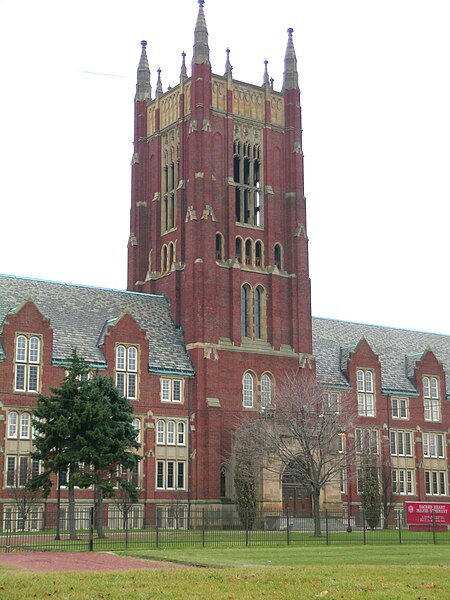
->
[1,0,449,335]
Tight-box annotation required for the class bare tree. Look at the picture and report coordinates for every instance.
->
[379,458,398,528]
[11,458,42,531]
[236,373,354,537]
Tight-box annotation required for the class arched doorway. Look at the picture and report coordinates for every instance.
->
[282,461,312,516]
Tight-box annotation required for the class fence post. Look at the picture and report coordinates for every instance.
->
[325,510,329,545]
[125,508,129,550]
[245,509,249,547]
[362,509,367,545]
[88,506,94,552]
[432,511,436,545]
[155,508,159,548]
[286,507,290,546]
[202,508,206,547]
[397,511,402,545]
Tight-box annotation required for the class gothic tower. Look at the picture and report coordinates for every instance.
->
[128,1,313,504]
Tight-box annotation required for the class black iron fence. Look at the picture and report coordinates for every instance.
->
[1,504,449,552]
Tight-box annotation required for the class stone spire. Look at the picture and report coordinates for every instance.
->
[136,40,151,101]
[156,68,163,96]
[282,28,299,92]
[180,51,188,81]
[192,0,210,64]
[263,59,270,86]
[224,48,232,77]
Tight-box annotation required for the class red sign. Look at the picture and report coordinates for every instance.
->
[405,502,450,526]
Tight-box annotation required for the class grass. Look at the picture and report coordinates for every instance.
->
[123,544,450,568]
[1,545,449,599]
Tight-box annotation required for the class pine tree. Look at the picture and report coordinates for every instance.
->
[360,453,382,529]
[31,350,140,539]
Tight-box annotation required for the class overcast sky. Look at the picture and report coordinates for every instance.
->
[1,0,449,335]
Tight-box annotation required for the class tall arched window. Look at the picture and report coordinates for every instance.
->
[274,243,283,269]
[157,420,165,445]
[132,418,141,443]
[167,421,175,445]
[8,412,18,438]
[20,413,31,439]
[234,138,262,226]
[116,345,138,400]
[168,243,174,270]
[243,373,254,408]
[216,233,224,260]
[15,335,40,392]
[255,241,263,267]
[261,374,273,407]
[161,245,168,273]
[254,285,266,340]
[245,239,252,265]
[235,237,243,263]
[177,422,185,445]
[241,284,251,337]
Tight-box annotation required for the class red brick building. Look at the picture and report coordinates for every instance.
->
[0,2,449,528]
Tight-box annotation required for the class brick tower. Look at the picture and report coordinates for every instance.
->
[127,1,313,505]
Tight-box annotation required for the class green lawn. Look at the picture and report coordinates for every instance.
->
[1,545,449,599]
[123,544,450,568]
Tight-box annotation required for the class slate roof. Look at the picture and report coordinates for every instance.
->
[313,317,450,396]
[0,275,194,375]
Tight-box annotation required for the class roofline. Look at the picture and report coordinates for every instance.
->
[52,359,108,370]
[0,274,165,300]
[149,368,195,377]
[312,315,450,338]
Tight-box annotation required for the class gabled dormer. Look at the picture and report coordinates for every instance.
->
[100,311,149,402]
[410,348,446,424]
[0,298,53,395]
[343,337,381,418]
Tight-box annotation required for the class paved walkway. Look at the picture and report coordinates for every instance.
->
[0,551,182,572]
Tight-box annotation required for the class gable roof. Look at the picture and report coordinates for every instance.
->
[0,275,194,375]
[313,317,450,395]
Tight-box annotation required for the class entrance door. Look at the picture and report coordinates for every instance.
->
[283,484,312,516]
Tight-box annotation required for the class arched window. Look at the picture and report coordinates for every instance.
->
[261,374,273,407]
[157,420,165,445]
[15,335,40,392]
[216,233,224,261]
[20,412,31,439]
[241,284,251,337]
[116,345,139,400]
[356,369,375,417]
[161,245,168,273]
[254,285,266,340]
[177,421,185,445]
[245,239,252,265]
[234,138,262,226]
[168,243,174,270]
[235,237,243,263]
[243,372,254,408]
[8,412,18,438]
[132,418,141,443]
[167,421,175,445]
[274,243,283,269]
[255,241,263,267]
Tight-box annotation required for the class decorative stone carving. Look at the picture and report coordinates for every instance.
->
[294,223,307,238]
[203,344,219,360]
[201,205,217,221]
[185,206,197,221]
[299,353,314,369]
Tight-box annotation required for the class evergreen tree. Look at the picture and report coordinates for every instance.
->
[233,432,258,529]
[78,375,140,537]
[360,453,382,529]
[31,350,140,538]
